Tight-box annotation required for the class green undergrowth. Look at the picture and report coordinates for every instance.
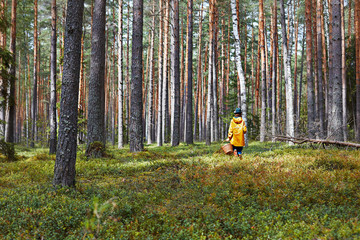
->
[1,142,360,239]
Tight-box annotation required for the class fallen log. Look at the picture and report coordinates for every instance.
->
[274,136,360,149]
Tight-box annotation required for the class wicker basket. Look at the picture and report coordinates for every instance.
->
[221,143,233,155]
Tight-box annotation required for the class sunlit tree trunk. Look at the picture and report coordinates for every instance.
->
[0,0,6,138]
[328,0,344,141]
[341,0,347,141]
[162,0,170,143]
[5,0,17,143]
[129,0,144,152]
[147,1,155,145]
[259,0,266,142]
[49,0,57,153]
[53,0,84,187]
[118,0,124,148]
[157,0,163,146]
[280,0,295,142]
[170,0,180,146]
[231,0,247,145]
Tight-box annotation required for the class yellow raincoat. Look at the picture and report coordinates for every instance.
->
[228,117,247,147]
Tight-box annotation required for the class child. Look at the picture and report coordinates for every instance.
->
[226,108,247,158]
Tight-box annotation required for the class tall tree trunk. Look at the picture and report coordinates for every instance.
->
[271,1,277,140]
[5,0,17,143]
[0,0,6,138]
[317,0,325,138]
[162,0,170,143]
[129,0,144,152]
[355,0,360,141]
[53,0,84,187]
[305,0,316,138]
[341,0,347,141]
[280,0,295,142]
[125,3,130,144]
[49,0,57,154]
[118,0,124,148]
[185,0,193,144]
[328,0,344,141]
[259,0,267,142]
[31,0,38,148]
[206,0,214,145]
[298,34,305,120]
[231,0,248,145]
[147,1,155,145]
[86,0,106,157]
[212,2,219,142]
[157,0,163,146]
[170,0,180,146]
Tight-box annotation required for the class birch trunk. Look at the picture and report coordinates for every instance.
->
[280,0,295,142]
[170,0,180,146]
[259,0,267,142]
[231,0,247,146]
[118,0,124,148]
[157,0,163,146]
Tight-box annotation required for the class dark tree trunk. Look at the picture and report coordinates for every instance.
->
[49,0,57,154]
[185,0,193,144]
[5,0,17,143]
[170,0,180,146]
[129,0,144,152]
[31,0,38,148]
[305,0,316,138]
[356,0,360,141]
[53,0,84,188]
[328,0,343,141]
[86,0,106,157]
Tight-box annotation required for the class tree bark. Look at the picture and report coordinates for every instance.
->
[49,0,57,154]
[147,1,155,145]
[259,0,267,142]
[53,0,84,187]
[31,0,38,148]
[328,0,344,141]
[305,0,316,138]
[170,0,180,146]
[129,0,144,152]
[118,0,124,148]
[280,0,295,142]
[341,0,347,141]
[231,0,248,145]
[86,0,106,157]
[185,0,193,144]
[162,0,170,143]
[355,0,360,141]
[5,0,17,143]
[271,1,277,140]
[157,0,163,146]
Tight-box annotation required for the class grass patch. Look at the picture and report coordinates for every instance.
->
[1,141,360,239]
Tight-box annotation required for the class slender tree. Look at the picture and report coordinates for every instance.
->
[185,0,193,144]
[53,0,84,187]
[129,0,144,152]
[31,0,38,147]
[355,0,360,141]
[157,0,163,146]
[118,0,124,148]
[49,0,57,154]
[162,0,170,143]
[341,0,347,140]
[231,0,248,145]
[5,0,17,143]
[280,0,295,142]
[86,0,106,156]
[305,0,316,138]
[170,0,180,146]
[271,1,277,140]
[259,0,266,142]
[328,0,344,141]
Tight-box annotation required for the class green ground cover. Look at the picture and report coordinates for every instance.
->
[0,142,360,239]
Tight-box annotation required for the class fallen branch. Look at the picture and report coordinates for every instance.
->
[274,136,360,149]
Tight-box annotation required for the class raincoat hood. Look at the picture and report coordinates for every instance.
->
[232,117,243,124]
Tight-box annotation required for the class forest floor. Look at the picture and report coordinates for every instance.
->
[1,141,360,239]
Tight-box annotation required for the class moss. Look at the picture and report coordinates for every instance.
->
[0,139,17,162]
[85,141,106,159]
